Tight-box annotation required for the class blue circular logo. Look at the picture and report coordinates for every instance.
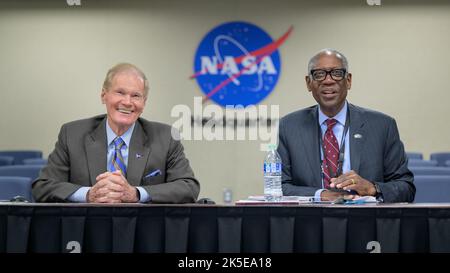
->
[192,21,283,107]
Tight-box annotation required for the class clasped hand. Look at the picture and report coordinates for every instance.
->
[87,170,139,203]
[321,170,376,201]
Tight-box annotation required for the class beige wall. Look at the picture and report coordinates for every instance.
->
[1,0,449,203]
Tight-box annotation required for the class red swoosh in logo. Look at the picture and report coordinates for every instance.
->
[190,26,294,103]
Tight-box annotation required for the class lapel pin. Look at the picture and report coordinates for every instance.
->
[353,134,363,139]
[136,153,143,159]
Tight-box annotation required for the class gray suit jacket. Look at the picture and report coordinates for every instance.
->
[32,115,200,203]
[278,103,415,203]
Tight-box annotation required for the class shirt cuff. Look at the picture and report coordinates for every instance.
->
[314,189,325,201]
[67,187,90,202]
[136,187,151,203]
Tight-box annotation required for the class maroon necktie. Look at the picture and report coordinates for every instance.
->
[322,119,339,188]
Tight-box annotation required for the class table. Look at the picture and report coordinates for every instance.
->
[1,203,450,253]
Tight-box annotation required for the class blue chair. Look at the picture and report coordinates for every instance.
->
[23,158,48,165]
[408,159,438,167]
[414,175,450,203]
[0,165,44,180]
[430,152,450,167]
[0,176,33,202]
[406,152,423,160]
[0,156,14,166]
[0,150,43,165]
[445,160,450,167]
[410,166,450,176]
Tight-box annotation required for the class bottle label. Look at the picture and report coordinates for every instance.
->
[264,163,281,173]
[275,162,281,172]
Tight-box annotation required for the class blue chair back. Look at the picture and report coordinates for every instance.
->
[410,167,450,176]
[0,176,33,202]
[414,175,450,203]
[0,156,14,166]
[408,159,438,167]
[0,165,44,180]
[0,150,43,165]
[23,158,48,165]
[430,152,450,167]
[406,152,423,160]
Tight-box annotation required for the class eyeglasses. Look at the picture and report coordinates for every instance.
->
[310,68,347,81]
[111,89,145,103]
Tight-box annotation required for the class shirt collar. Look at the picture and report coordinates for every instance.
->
[106,120,135,148]
[318,100,348,127]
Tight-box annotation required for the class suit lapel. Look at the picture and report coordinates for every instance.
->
[85,118,108,186]
[300,106,322,185]
[349,104,366,173]
[127,121,151,186]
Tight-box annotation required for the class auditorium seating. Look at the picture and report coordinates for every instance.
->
[410,166,450,176]
[430,152,450,167]
[0,165,44,181]
[406,152,423,160]
[408,159,438,167]
[0,176,33,202]
[0,156,14,166]
[0,150,43,165]
[23,158,48,165]
[414,175,450,203]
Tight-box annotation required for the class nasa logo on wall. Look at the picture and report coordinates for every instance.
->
[191,21,293,107]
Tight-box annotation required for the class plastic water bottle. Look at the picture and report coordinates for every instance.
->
[264,144,282,201]
[223,188,233,204]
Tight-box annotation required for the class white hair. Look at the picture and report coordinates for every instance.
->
[307,48,349,75]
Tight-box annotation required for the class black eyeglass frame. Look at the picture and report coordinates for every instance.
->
[309,68,347,81]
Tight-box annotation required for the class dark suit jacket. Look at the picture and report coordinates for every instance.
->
[278,103,415,203]
[32,115,200,203]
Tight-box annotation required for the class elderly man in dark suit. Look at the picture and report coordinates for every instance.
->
[278,49,415,203]
[33,63,199,203]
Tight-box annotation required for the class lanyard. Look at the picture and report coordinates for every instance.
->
[318,108,350,179]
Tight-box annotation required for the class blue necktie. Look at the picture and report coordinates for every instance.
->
[110,137,127,177]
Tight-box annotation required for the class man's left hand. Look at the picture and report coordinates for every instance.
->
[329,170,377,196]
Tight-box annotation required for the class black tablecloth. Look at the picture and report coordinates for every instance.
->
[1,203,450,253]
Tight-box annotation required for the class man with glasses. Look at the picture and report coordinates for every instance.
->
[33,63,200,203]
[277,49,415,202]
